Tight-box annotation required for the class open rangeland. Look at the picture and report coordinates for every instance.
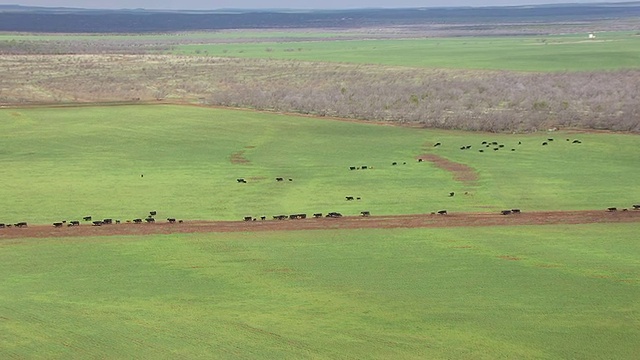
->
[1,104,639,224]
[1,223,639,359]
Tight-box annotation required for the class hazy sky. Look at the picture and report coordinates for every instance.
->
[0,0,621,10]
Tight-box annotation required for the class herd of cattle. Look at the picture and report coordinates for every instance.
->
[0,211,184,229]
[443,137,583,153]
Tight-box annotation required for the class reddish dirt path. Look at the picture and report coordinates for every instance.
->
[1,210,639,240]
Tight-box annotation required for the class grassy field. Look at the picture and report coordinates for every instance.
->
[1,223,639,358]
[1,104,638,224]
[173,32,640,71]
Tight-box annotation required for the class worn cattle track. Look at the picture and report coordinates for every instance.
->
[1,210,639,240]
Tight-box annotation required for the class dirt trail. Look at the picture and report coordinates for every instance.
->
[1,210,639,240]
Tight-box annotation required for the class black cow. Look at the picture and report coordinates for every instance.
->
[150,211,157,216]
[145,218,155,223]
[607,207,617,212]
[273,215,288,220]
[542,142,548,146]
[547,138,554,141]
[481,141,487,145]
[276,177,284,181]
[349,166,356,170]
[313,213,323,218]
[632,205,640,210]
[0,224,5,228]
[133,218,143,223]
[572,140,582,144]
[167,218,176,223]
[418,159,423,162]
[178,220,183,223]
[289,178,293,181]
[479,149,484,153]
[70,220,80,226]
[260,216,266,221]
[518,141,522,145]
[326,212,342,218]
[346,196,354,201]
[501,210,512,215]
[434,142,441,147]
[437,210,447,215]
[498,144,504,148]
[511,149,516,151]
[449,192,455,197]
[243,216,252,221]
[115,220,121,224]
[493,148,499,151]
[361,166,368,170]
[511,209,521,214]
[103,218,113,225]
[361,211,370,217]
[83,216,92,221]
[492,142,498,145]
[237,178,247,183]
[53,222,63,228]
[92,221,103,226]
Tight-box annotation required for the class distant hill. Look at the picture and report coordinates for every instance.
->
[1,3,640,33]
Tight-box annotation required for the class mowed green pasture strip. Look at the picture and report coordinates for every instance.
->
[173,32,640,71]
[1,105,638,223]
[1,223,639,358]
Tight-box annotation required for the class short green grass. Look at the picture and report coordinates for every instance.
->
[1,105,638,223]
[173,32,640,71]
[1,223,639,359]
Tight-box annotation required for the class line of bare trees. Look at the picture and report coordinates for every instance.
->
[1,54,638,132]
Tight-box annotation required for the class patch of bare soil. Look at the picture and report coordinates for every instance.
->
[230,150,250,164]
[2,210,639,240]
[417,154,479,185]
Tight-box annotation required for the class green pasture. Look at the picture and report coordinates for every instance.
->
[173,32,640,71]
[0,104,638,224]
[1,223,639,358]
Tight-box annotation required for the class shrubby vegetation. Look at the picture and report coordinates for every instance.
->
[1,54,638,132]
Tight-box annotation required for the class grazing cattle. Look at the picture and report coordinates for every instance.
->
[479,149,484,152]
[346,196,354,201]
[92,221,103,226]
[115,220,121,224]
[326,212,342,218]
[276,177,284,181]
[403,162,406,165]
[499,144,504,148]
[53,222,63,228]
[622,208,628,212]
[260,216,266,221]
[361,211,370,217]
[133,218,143,223]
[178,220,183,223]
[542,142,548,146]
[511,149,516,151]
[70,220,80,226]
[167,218,176,223]
[607,207,617,212]
[356,197,361,200]
[349,166,356,170]
[83,216,92,221]
[150,211,157,216]
[392,162,397,165]
[237,178,247,183]
[460,146,466,150]
[289,178,293,181]
[466,145,471,149]
[572,140,582,144]
[518,141,522,145]
[361,166,368,170]
[501,210,512,215]
[103,219,113,225]
[145,218,155,223]
[437,210,447,215]
[511,209,521,214]
[0,224,5,228]
[273,215,288,220]
[633,205,640,210]
[547,138,554,141]
[418,159,423,162]
[566,138,570,141]
[243,216,252,221]
[492,142,498,145]
[290,214,307,219]
[449,192,455,197]
[493,148,499,151]
[482,141,487,145]
[434,142,441,147]
[313,213,323,218]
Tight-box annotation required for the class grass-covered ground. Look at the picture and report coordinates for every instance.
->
[1,104,638,224]
[173,32,640,72]
[1,223,639,359]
